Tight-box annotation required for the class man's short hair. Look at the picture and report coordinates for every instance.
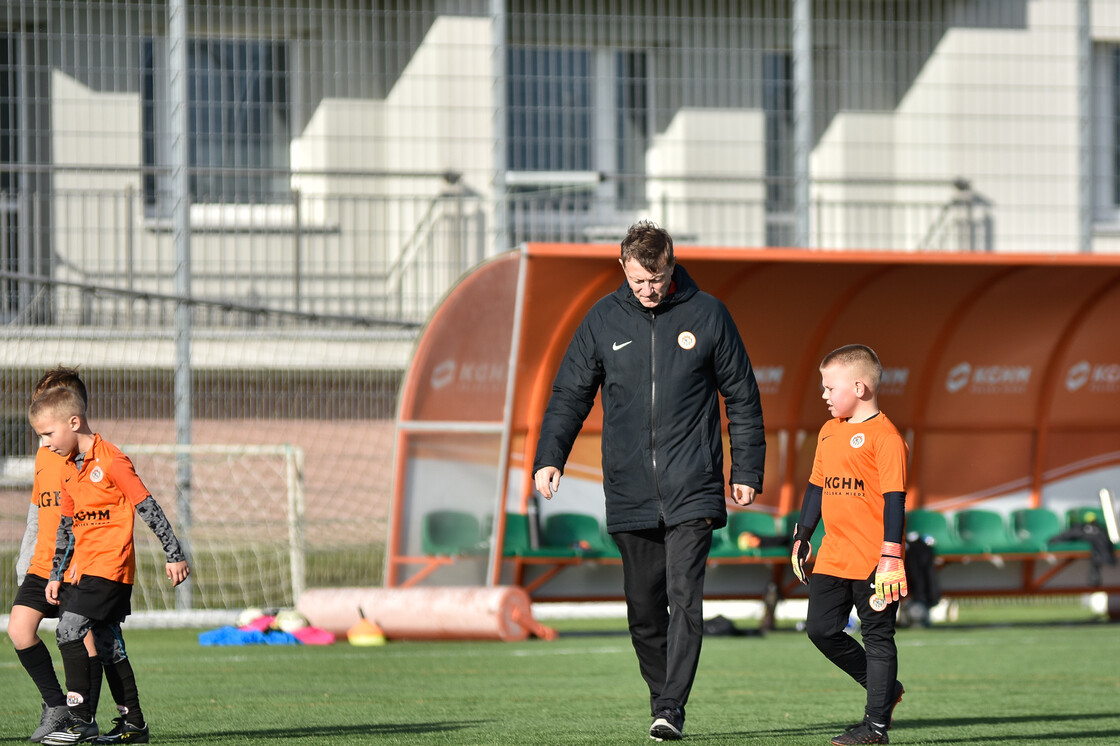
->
[34,366,88,406]
[29,386,86,423]
[621,220,674,273]
[821,344,882,391]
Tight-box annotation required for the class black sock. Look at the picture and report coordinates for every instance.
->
[57,640,92,721]
[87,656,104,720]
[16,640,66,707]
[102,660,127,716]
[105,658,144,726]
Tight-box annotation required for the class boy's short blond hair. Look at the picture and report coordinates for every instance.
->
[33,365,88,405]
[821,344,882,392]
[28,386,86,423]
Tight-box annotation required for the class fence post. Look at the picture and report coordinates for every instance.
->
[125,184,134,326]
[293,188,302,313]
[169,0,194,609]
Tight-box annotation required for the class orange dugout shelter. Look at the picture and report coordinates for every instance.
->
[387,244,1120,598]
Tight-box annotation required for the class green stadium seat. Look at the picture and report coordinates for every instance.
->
[1008,507,1084,552]
[421,509,485,556]
[727,510,787,557]
[1061,506,1115,546]
[1066,506,1104,528]
[905,509,968,554]
[954,509,1030,554]
[500,512,577,557]
[540,512,611,556]
[708,524,739,558]
[499,512,530,555]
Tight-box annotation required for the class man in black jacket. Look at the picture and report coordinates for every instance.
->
[533,221,766,741]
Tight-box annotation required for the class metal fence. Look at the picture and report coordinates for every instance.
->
[0,0,1113,610]
[0,170,992,332]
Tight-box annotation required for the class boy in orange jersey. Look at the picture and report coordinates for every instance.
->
[29,387,190,745]
[11,367,120,742]
[791,345,909,746]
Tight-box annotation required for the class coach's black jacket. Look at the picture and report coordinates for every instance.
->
[533,263,765,533]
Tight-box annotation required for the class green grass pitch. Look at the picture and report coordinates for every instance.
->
[2,599,1118,745]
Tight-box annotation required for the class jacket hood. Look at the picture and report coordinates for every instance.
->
[614,262,700,311]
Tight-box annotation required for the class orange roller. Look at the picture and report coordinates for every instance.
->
[296,586,557,642]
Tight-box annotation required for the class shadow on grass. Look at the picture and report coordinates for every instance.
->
[184,720,489,741]
[699,711,1120,742]
[920,619,1112,631]
[549,628,631,639]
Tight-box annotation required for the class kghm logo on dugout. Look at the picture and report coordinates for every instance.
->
[945,361,1031,394]
[1065,360,1120,393]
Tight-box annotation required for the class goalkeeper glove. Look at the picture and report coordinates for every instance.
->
[791,524,813,584]
[874,541,907,604]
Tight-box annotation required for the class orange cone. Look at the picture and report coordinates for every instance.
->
[347,608,386,646]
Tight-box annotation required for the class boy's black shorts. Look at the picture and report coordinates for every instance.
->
[13,573,66,617]
[62,575,132,622]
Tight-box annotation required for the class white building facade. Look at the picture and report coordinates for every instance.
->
[1,1,1118,332]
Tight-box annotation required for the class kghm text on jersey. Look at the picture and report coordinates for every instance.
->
[37,490,61,507]
[824,476,865,491]
[75,508,111,522]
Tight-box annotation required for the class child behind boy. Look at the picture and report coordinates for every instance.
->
[29,387,190,745]
[791,345,909,745]
[12,367,118,742]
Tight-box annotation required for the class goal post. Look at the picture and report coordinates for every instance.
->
[114,443,307,613]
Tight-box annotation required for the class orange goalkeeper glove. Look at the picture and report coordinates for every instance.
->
[874,541,907,604]
[791,524,813,585]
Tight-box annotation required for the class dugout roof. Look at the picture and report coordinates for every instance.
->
[388,245,1120,587]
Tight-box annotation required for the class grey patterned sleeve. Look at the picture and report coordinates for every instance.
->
[52,515,75,582]
[136,496,187,562]
[16,502,38,584]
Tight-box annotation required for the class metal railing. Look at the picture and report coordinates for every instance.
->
[0,169,990,331]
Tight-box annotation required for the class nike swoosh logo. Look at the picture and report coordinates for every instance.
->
[822,435,833,441]
[612,341,633,351]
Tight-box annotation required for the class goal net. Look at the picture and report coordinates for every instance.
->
[1,441,389,617]
[123,444,307,613]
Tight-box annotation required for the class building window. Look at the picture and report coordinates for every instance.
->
[0,35,20,319]
[763,51,794,247]
[507,48,592,173]
[506,46,649,241]
[142,38,290,213]
[616,50,649,209]
[0,35,15,195]
[1093,44,1120,224]
[1112,48,1120,210]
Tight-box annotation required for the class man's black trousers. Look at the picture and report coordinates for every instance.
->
[613,518,713,717]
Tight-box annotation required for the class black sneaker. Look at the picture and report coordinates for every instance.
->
[886,682,905,728]
[94,717,149,744]
[649,707,684,741]
[32,703,72,743]
[40,715,99,745]
[831,720,888,745]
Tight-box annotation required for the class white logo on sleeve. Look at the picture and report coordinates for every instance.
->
[612,341,633,351]
[677,331,696,350]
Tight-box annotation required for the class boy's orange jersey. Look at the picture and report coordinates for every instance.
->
[60,434,152,585]
[809,413,909,580]
[28,448,68,579]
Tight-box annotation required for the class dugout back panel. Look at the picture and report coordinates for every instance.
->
[388,245,1120,597]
